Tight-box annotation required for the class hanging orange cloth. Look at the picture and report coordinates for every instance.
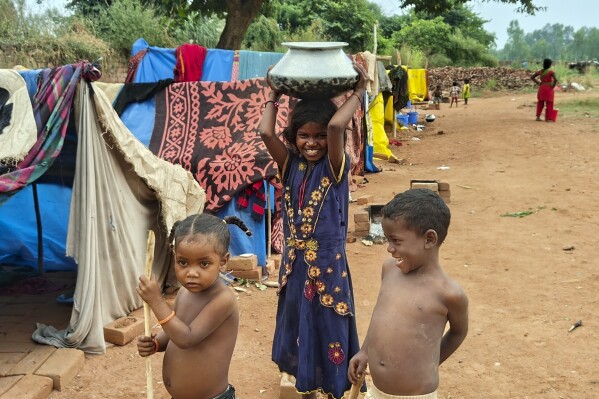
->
[174,43,208,82]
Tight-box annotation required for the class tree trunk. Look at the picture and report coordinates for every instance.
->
[217,0,266,49]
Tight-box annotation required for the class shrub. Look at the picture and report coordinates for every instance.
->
[91,0,175,56]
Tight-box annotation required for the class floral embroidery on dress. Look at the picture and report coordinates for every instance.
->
[341,271,347,278]
[334,286,341,293]
[321,176,330,187]
[308,266,321,279]
[328,342,345,366]
[321,294,334,306]
[316,280,326,293]
[305,250,317,262]
[335,253,342,260]
[299,162,306,171]
[301,223,313,235]
[302,206,314,218]
[326,267,333,274]
[335,302,349,315]
[311,191,323,202]
[304,280,316,301]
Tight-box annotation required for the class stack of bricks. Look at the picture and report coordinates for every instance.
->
[410,180,451,203]
[353,207,371,237]
[352,194,376,238]
[227,254,262,281]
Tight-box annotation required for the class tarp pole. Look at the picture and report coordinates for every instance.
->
[32,183,44,273]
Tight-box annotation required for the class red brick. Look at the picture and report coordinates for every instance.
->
[230,268,262,281]
[437,181,450,191]
[355,221,370,232]
[227,254,258,271]
[104,316,145,346]
[354,229,370,237]
[356,195,374,205]
[35,348,84,390]
[353,209,369,222]
[268,254,282,270]
[9,346,56,375]
[0,374,53,399]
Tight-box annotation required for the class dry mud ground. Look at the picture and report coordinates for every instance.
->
[49,89,599,399]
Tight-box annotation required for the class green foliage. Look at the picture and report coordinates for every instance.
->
[375,35,396,57]
[0,0,18,38]
[392,17,451,56]
[172,11,225,48]
[278,19,329,51]
[316,0,376,53]
[90,0,175,56]
[243,15,283,52]
[483,78,498,91]
[445,29,497,66]
[397,45,426,69]
[397,0,544,16]
[427,53,453,68]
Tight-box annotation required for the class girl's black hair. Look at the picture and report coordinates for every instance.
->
[453,81,458,86]
[464,78,470,84]
[543,58,552,69]
[282,99,338,150]
[168,213,251,256]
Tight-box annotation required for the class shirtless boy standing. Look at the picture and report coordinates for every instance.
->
[348,189,469,398]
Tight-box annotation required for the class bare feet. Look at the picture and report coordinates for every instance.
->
[536,117,542,121]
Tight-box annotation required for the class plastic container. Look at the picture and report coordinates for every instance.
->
[396,114,409,127]
[407,111,419,125]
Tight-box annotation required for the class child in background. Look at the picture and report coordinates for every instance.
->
[449,81,461,108]
[348,189,469,399]
[432,84,443,107]
[462,78,471,106]
[137,213,251,399]
[259,63,369,399]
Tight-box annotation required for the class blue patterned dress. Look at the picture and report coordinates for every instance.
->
[272,150,361,398]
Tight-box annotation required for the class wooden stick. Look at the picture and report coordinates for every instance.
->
[144,230,155,399]
[348,372,366,399]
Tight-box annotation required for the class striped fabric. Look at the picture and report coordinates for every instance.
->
[0,61,100,204]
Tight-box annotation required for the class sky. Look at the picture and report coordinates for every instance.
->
[370,0,599,48]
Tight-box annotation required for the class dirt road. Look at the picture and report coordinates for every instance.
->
[49,89,599,399]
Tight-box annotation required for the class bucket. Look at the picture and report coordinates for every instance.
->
[548,109,558,122]
[407,111,419,125]
[396,114,409,127]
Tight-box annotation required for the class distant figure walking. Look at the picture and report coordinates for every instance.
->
[531,58,558,121]
[449,81,461,108]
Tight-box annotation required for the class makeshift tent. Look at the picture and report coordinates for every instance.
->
[0,63,204,353]
[114,40,289,267]
[116,39,374,266]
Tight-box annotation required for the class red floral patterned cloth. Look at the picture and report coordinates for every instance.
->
[150,78,292,211]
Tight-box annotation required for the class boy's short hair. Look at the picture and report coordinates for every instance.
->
[381,189,451,244]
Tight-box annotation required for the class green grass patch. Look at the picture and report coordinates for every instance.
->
[500,206,546,218]
[558,98,599,118]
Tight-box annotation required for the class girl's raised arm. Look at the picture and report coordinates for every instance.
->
[259,85,288,169]
[327,63,368,176]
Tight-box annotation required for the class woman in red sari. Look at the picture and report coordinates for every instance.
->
[531,58,559,121]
